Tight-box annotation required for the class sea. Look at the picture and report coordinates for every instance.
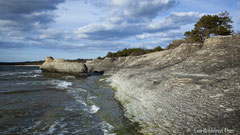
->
[0,65,138,135]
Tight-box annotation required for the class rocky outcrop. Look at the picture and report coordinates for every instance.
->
[86,57,130,75]
[105,35,240,134]
[40,56,88,76]
[86,42,203,75]
[166,38,202,50]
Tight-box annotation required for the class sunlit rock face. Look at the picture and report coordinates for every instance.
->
[40,57,88,76]
[44,56,54,63]
[106,35,240,134]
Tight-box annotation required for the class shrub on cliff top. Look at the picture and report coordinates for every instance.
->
[97,56,104,59]
[66,58,92,63]
[106,46,164,57]
[185,11,233,42]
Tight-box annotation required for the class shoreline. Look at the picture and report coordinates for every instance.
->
[109,77,146,134]
[108,75,156,134]
[104,76,144,134]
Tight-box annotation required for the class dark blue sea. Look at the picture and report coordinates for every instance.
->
[0,66,137,135]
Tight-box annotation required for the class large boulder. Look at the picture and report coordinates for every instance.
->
[40,57,88,76]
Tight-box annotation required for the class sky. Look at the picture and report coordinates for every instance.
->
[0,0,239,62]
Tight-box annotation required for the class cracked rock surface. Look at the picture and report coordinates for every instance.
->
[88,35,240,134]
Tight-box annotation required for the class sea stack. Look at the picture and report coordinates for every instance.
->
[40,56,88,76]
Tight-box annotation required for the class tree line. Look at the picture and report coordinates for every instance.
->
[105,46,163,58]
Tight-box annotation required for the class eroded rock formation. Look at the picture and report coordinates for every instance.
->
[40,57,88,76]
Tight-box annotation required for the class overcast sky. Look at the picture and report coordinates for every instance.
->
[0,0,239,62]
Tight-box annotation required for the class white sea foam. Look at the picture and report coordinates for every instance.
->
[16,82,27,85]
[72,129,84,134]
[0,72,17,76]
[76,88,87,92]
[88,96,97,99]
[83,104,100,114]
[56,81,72,90]
[17,71,28,75]
[47,121,59,134]
[18,74,42,78]
[33,70,42,73]
[100,122,116,135]
[68,88,87,94]
[0,71,31,77]
[89,105,100,114]
[22,121,41,133]
[0,73,8,77]
[32,74,41,77]
[64,106,74,111]
[2,71,40,78]
[47,80,72,90]
[66,87,99,114]
[67,89,88,106]
[76,99,87,106]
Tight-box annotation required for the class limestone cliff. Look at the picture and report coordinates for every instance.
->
[105,35,240,134]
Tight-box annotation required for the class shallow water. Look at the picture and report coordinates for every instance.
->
[0,66,138,135]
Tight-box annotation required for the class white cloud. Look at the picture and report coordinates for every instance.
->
[75,11,201,40]
[110,0,176,21]
[87,0,176,23]
[0,0,181,51]
[0,0,65,49]
[135,31,182,40]
[111,0,131,6]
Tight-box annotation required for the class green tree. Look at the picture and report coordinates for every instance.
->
[185,11,233,42]
[153,46,163,52]
[97,56,103,59]
[106,52,113,57]
[105,46,164,58]
[122,48,129,56]
[129,48,146,56]
[116,51,123,57]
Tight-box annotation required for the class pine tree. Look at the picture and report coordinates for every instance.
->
[185,11,233,42]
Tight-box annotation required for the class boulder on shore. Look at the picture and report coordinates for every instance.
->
[40,56,88,76]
